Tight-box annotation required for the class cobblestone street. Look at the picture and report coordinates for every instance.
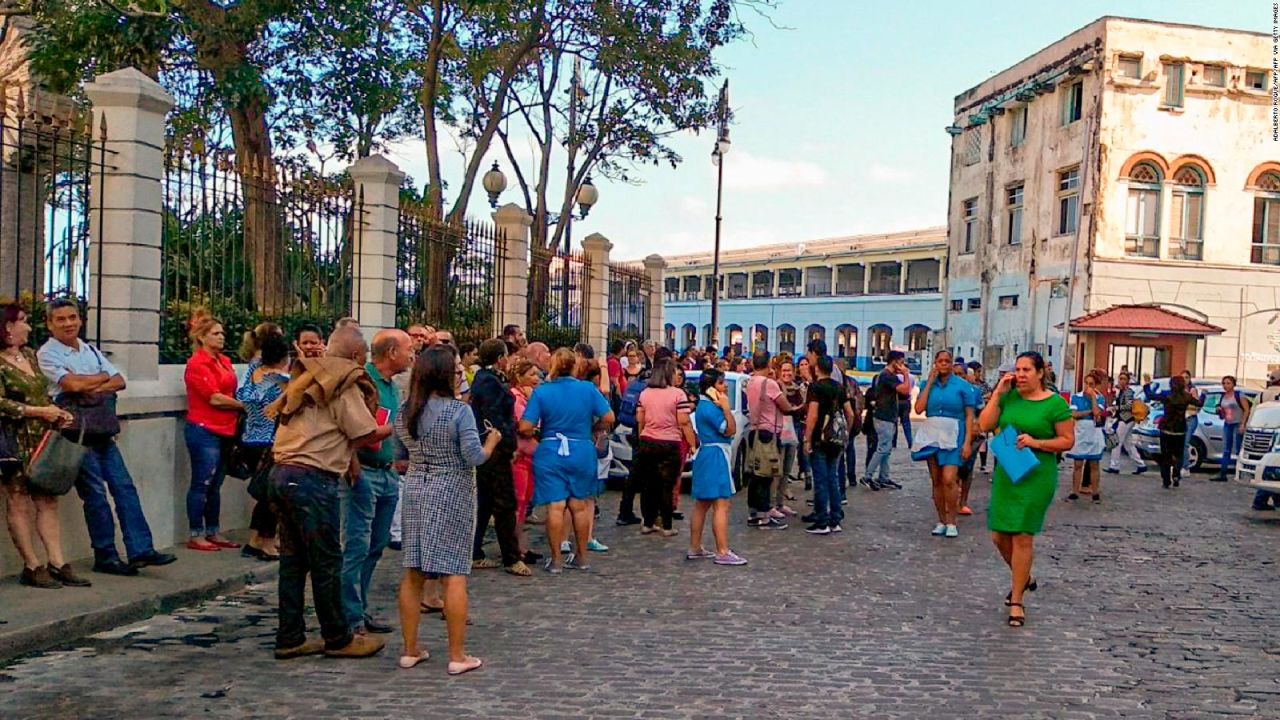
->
[4,449,1279,719]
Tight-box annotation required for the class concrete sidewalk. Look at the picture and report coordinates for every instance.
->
[0,532,277,663]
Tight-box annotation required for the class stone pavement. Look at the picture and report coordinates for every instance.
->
[2,448,1279,719]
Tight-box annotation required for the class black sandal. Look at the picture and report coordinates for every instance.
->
[1007,603,1025,627]
[1005,577,1037,606]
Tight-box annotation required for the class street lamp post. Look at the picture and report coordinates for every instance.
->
[709,79,730,351]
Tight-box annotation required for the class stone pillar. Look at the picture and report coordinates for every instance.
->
[643,253,666,345]
[581,232,612,352]
[493,203,532,335]
[899,261,908,294]
[84,68,173,382]
[348,155,405,335]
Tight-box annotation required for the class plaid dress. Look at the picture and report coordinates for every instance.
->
[399,398,477,576]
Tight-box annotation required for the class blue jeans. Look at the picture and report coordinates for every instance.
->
[869,419,897,482]
[836,439,856,500]
[341,466,400,630]
[1183,415,1199,470]
[76,441,156,563]
[1218,422,1239,478]
[184,424,229,537]
[897,407,913,448]
[810,450,843,527]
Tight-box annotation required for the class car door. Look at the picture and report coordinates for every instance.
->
[1198,392,1223,458]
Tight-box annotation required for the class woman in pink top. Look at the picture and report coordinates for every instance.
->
[634,358,698,535]
[507,358,541,561]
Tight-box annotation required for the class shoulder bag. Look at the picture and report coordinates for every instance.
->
[27,424,86,496]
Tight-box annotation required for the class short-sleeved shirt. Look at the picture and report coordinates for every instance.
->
[807,377,850,453]
[745,375,785,433]
[871,370,901,422]
[357,362,402,467]
[693,396,730,443]
[638,386,688,442]
[919,374,977,436]
[272,384,379,475]
[1070,393,1106,418]
[37,338,119,397]
[522,376,611,441]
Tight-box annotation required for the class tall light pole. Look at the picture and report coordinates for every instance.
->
[709,79,730,351]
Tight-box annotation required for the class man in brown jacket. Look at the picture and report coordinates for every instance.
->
[268,328,394,660]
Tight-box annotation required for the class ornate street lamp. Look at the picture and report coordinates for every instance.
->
[576,175,599,219]
[709,79,730,350]
[482,161,507,208]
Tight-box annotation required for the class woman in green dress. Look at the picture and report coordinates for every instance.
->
[977,351,1073,627]
[0,304,83,590]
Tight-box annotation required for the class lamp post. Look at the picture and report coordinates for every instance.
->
[709,79,730,350]
[554,177,598,325]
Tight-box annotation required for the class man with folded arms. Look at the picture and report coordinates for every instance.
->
[268,327,393,660]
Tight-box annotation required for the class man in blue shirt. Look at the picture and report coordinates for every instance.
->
[341,329,413,636]
[36,299,176,576]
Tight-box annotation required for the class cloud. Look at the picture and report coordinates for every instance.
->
[867,163,916,185]
[720,151,828,191]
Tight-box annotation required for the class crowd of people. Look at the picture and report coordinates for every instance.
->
[1,298,1272,662]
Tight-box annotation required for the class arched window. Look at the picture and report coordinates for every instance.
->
[1252,168,1280,265]
[805,324,826,349]
[727,324,744,354]
[835,324,857,359]
[752,323,769,353]
[664,324,676,350]
[905,324,929,352]
[1125,161,1162,258]
[681,324,696,349]
[1171,165,1205,260]
[777,324,796,355]
[869,324,893,365]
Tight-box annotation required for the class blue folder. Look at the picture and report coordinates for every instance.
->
[990,425,1039,485]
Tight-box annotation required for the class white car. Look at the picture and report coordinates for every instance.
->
[1233,400,1280,491]
[609,370,751,488]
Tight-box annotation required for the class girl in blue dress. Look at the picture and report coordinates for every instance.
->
[518,348,614,574]
[688,369,747,566]
[911,350,976,539]
[1066,371,1106,503]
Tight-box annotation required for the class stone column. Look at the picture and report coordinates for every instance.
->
[581,232,612,352]
[84,68,174,382]
[348,155,405,335]
[899,261,908,294]
[493,203,532,335]
[643,253,666,345]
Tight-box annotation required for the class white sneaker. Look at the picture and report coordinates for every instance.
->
[931,523,947,536]
[830,524,843,533]
[944,524,959,538]
[559,540,571,553]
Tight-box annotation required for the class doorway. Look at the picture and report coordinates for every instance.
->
[1108,344,1170,381]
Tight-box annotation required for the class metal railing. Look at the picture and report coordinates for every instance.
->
[529,244,589,348]
[607,261,649,345]
[396,204,506,347]
[0,87,110,348]
[161,140,361,363]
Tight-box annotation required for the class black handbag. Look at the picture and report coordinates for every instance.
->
[55,345,122,439]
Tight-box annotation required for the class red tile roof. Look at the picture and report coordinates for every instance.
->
[1065,305,1225,335]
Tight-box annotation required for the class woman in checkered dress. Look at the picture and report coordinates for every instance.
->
[395,346,502,675]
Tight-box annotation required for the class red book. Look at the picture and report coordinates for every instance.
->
[371,407,390,450]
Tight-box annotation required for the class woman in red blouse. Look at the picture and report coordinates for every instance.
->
[183,309,244,552]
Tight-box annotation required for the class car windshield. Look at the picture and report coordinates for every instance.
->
[1249,404,1280,429]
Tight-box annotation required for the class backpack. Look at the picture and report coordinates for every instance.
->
[1131,399,1149,422]
[618,377,648,429]
[819,382,850,451]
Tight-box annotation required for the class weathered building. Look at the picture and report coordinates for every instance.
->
[943,16,1275,387]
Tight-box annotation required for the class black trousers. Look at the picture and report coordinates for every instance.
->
[270,464,351,651]
[473,454,520,566]
[1158,432,1184,486]
[634,439,682,530]
[240,446,277,538]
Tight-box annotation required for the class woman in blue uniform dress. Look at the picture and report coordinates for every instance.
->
[911,350,976,539]
[688,369,747,566]
[518,348,614,574]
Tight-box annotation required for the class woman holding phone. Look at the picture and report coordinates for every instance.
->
[977,351,1073,628]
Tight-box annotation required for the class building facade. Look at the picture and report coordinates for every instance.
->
[660,228,946,371]
[943,16,1276,388]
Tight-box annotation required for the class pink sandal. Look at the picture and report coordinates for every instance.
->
[398,650,430,669]
[447,656,483,675]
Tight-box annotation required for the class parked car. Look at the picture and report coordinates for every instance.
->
[608,371,750,489]
[1232,401,1280,491]
[1132,385,1261,471]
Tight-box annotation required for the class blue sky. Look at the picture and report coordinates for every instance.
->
[385,1,1266,262]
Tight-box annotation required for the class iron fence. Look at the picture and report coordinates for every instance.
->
[161,139,361,363]
[0,85,110,348]
[528,244,589,349]
[607,261,649,346]
[396,205,505,347]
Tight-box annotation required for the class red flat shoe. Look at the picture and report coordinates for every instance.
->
[207,538,242,549]
[958,506,973,516]
[187,539,221,552]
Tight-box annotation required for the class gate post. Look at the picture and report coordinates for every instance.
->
[349,155,405,335]
[643,253,667,346]
[84,68,173,382]
[581,232,612,352]
[494,203,532,335]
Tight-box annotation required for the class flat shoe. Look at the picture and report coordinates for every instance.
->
[398,650,430,669]
[504,561,532,577]
[447,656,483,675]
[206,538,242,549]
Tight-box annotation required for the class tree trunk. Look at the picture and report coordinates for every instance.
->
[227,98,286,315]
